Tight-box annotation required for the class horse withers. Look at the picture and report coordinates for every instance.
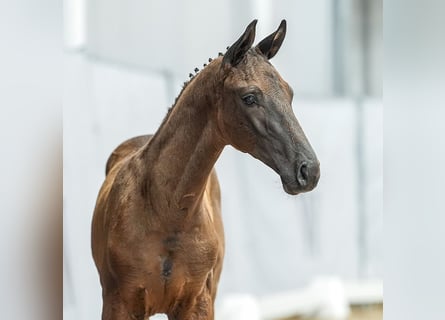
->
[92,19,320,320]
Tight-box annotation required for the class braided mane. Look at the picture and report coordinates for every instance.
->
[159,52,226,128]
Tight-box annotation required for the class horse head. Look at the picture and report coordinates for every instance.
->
[216,20,320,195]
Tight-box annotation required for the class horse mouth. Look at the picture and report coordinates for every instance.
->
[280,176,303,195]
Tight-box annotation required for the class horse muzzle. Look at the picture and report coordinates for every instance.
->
[281,160,320,195]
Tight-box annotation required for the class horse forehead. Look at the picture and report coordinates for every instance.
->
[242,59,287,91]
[253,68,289,96]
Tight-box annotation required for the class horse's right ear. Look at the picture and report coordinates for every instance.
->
[222,20,257,69]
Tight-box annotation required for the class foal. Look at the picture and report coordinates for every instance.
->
[92,20,320,320]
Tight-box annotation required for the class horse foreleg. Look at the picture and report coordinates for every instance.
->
[102,290,145,320]
[168,290,214,320]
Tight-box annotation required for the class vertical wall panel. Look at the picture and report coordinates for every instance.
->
[271,0,334,96]
[363,99,383,277]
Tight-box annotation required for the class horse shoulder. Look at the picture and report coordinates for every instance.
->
[93,142,150,272]
[206,169,221,210]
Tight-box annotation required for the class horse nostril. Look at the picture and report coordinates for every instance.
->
[297,162,308,187]
[301,164,308,180]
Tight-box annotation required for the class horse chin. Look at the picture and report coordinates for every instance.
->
[280,176,302,195]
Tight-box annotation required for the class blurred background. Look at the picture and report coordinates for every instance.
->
[63,0,382,319]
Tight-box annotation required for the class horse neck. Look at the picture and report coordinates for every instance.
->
[139,64,225,213]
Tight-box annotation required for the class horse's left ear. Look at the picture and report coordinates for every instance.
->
[255,20,287,59]
[222,20,257,68]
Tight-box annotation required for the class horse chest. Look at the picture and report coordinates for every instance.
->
[143,198,222,281]
[158,230,220,281]
[129,230,220,311]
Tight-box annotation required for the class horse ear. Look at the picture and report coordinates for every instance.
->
[222,19,257,68]
[255,19,287,59]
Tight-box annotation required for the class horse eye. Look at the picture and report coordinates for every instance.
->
[242,94,256,105]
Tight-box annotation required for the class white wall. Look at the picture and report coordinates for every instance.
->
[85,0,334,97]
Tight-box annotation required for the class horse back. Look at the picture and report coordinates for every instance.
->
[105,134,153,175]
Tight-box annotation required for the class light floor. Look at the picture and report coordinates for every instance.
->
[280,304,383,320]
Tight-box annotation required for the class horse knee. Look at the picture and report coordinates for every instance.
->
[102,291,140,320]
[170,293,214,320]
[102,298,128,320]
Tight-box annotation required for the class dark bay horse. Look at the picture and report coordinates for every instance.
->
[92,19,320,320]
